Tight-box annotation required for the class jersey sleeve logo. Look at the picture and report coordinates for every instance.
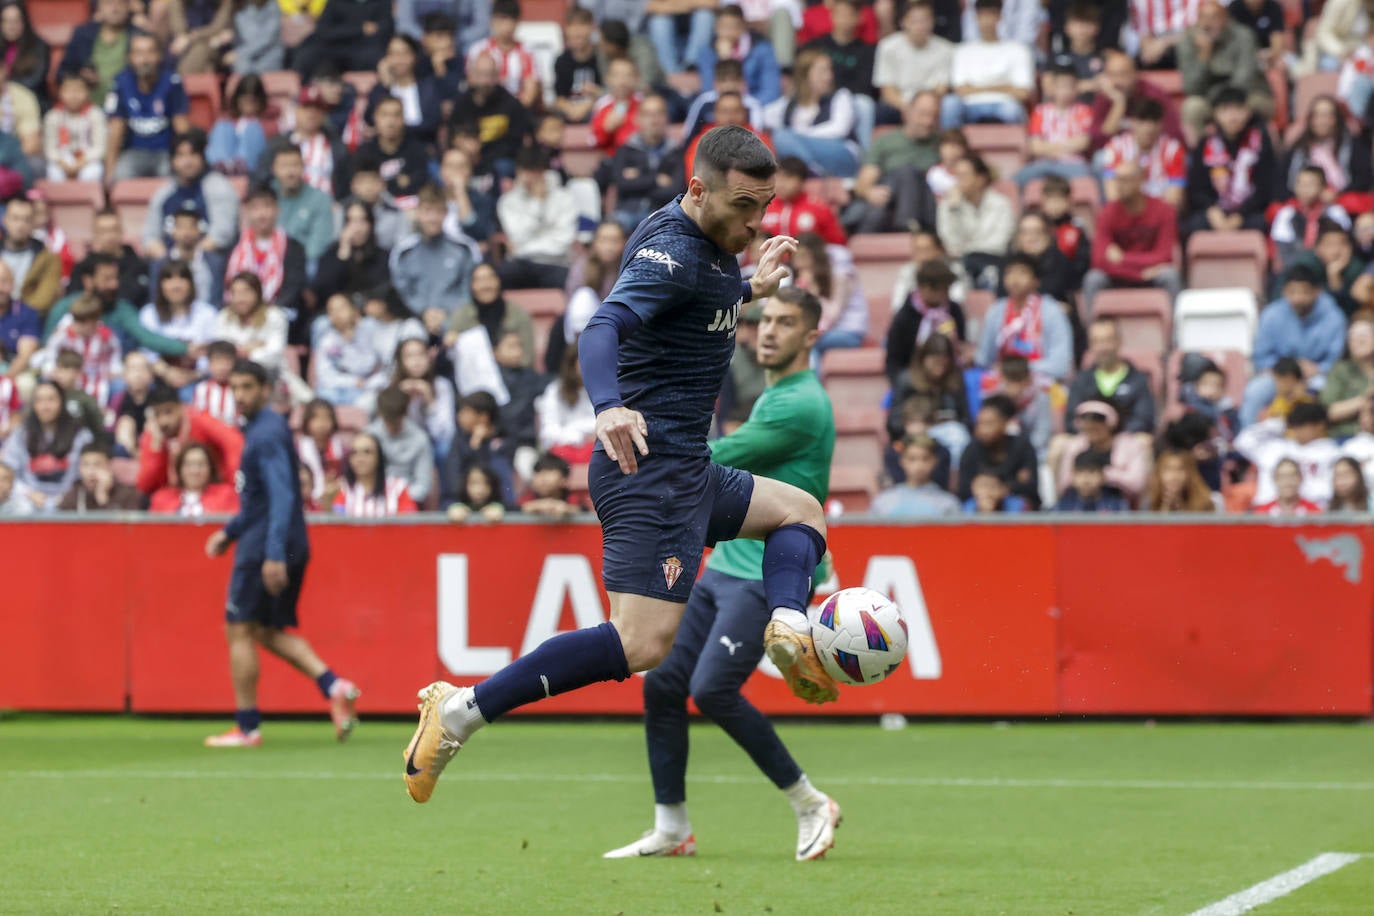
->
[634,247,682,276]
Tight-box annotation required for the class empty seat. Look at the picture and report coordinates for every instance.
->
[821,347,889,409]
[866,291,894,345]
[964,125,1028,182]
[1174,288,1260,355]
[1186,230,1269,297]
[850,233,910,262]
[335,404,369,432]
[962,288,996,343]
[342,71,378,96]
[828,465,878,514]
[832,407,887,470]
[36,180,104,249]
[1092,287,1173,355]
[1293,71,1340,125]
[505,288,567,318]
[182,72,221,131]
[854,257,909,311]
[108,178,165,244]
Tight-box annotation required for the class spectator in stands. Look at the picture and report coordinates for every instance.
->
[0,61,38,168]
[224,0,284,74]
[150,202,215,307]
[1081,161,1181,315]
[1228,0,1286,71]
[760,157,847,247]
[1242,265,1348,428]
[1133,0,1201,69]
[139,259,217,353]
[1328,456,1372,512]
[801,0,874,99]
[355,97,430,205]
[367,35,442,149]
[497,148,577,290]
[1145,449,1216,512]
[1237,401,1340,508]
[963,466,1025,513]
[1298,219,1365,316]
[1341,396,1374,479]
[846,90,941,234]
[269,144,335,271]
[1178,1,1274,142]
[450,263,536,370]
[225,187,306,320]
[214,271,288,376]
[591,57,643,158]
[1322,314,1374,438]
[450,55,530,181]
[315,295,387,408]
[46,350,106,446]
[466,0,541,109]
[165,0,233,76]
[872,433,961,517]
[206,75,268,175]
[681,59,766,146]
[334,431,419,515]
[646,0,718,76]
[940,0,1033,128]
[1252,458,1324,516]
[293,0,392,78]
[57,442,141,512]
[363,286,425,369]
[312,200,391,309]
[520,452,582,519]
[393,336,455,457]
[135,380,241,492]
[42,293,121,408]
[1090,50,1183,152]
[1014,64,1094,188]
[536,343,597,464]
[439,147,495,244]
[798,0,880,46]
[791,231,867,359]
[113,350,154,455]
[1180,358,1240,445]
[1272,169,1352,274]
[958,393,1039,508]
[1101,97,1186,210]
[885,391,952,488]
[443,390,516,507]
[976,254,1072,383]
[888,332,970,464]
[62,0,139,102]
[1264,357,1316,421]
[891,227,969,311]
[348,157,404,251]
[607,93,682,232]
[295,397,344,506]
[104,34,190,181]
[699,5,781,106]
[493,331,542,457]
[1054,451,1129,512]
[0,1,50,108]
[277,87,349,200]
[48,254,188,371]
[960,0,1041,45]
[553,7,602,124]
[398,0,487,56]
[1008,210,1081,310]
[1183,87,1277,240]
[682,90,773,180]
[310,63,361,152]
[0,196,61,314]
[1064,317,1156,434]
[190,341,239,426]
[1283,96,1374,197]
[367,384,435,505]
[764,49,862,178]
[995,353,1052,459]
[1054,400,1151,504]
[886,258,965,385]
[0,262,37,376]
[390,183,476,323]
[446,460,507,522]
[143,131,238,299]
[1339,28,1374,124]
[1309,0,1374,73]
[29,192,75,288]
[44,72,107,184]
[937,154,1015,290]
[149,440,239,514]
[1048,1,1107,94]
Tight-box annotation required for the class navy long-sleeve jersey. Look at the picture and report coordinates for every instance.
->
[223,408,309,566]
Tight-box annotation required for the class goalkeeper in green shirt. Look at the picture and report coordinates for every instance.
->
[604,287,842,863]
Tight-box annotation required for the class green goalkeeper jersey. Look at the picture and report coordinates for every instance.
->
[706,368,835,582]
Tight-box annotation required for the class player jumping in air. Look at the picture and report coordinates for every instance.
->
[203,360,360,747]
[403,127,839,808]
[602,286,841,861]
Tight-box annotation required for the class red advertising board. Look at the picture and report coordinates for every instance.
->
[0,520,1369,716]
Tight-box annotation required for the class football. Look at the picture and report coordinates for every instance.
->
[808,587,909,686]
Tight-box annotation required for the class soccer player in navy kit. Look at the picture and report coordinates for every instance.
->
[203,361,360,747]
[404,128,838,817]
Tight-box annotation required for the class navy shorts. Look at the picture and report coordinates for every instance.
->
[589,450,755,602]
[226,560,308,628]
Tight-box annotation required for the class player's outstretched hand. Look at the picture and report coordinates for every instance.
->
[596,406,649,475]
[205,530,229,558]
[749,235,798,301]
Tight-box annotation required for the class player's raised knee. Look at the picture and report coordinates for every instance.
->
[790,491,827,541]
[622,632,676,673]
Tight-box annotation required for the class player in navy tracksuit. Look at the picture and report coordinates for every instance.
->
[203,360,359,747]
[403,129,841,858]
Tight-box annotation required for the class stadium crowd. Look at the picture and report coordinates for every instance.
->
[1,0,1374,520]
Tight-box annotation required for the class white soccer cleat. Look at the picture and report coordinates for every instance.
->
[795,796,842,861]
[602,830,697,859]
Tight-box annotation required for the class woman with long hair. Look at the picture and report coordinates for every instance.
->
[149,442,240,514]
[295,398,345,506]
[1146,449,1216,513]
[393,337,456,456]
[0,380,92,509]
[312,200,391,308]
[0,0,49,106]
[763,48,862,177]
[139,259,218,349]
[333,431,418,516]
[535,341,597,464]
[1329,456,1372,512]
[1322,312,1374,437]
[791,232,868,358]
[547,220,627,375]
[446,460,506,522]
[888,333,971,464]
[214,271,287,373]
[206,73,269,174]
[1283,95,1373,195]
[366,34,442,147]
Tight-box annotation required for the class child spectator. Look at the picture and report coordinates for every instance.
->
[315,295,388,408]
[1009,210,1083,309]
[885,258,965,386]
[1039,175,1092,284]
[962,467,1026,514]
[43,293,121,408]
[113,351,155,457]
[191,341,239,427]
[1271,166,1351,273]
[886,392,952,489]
[553,7,602,124]
[295,398,346,507]
[925,129,970,201]
[872,433,961,518]
[56,442,141,512]
[520,451,582,520]
[206,74,269,176]
[393,337,456,457]
[333,431,419,516]
[761,157,848,247]
[1329,456,1372,512]
[1253,458,1324,516]
[390,183,477,321]
[363,287,426,373]
[1181,360,1241,445]
[590,57,642,157]
[536,344,597,465]
[1263,357,1315,422]
[997,354,1052,459]
[959,393,1040,508]
[1307,219,1365,317]
[417,13,463,96]
[1,380,93,510]
[465,0,541,109]
[1014,64,1094,187]
[446,460,507,522]
[366,385,435,505]
[1051,2,1105,96]
[887,333,970,464]
[1146,449,1217,513]
[1101,97,1186,210]
[975,254,1074,384]
[1183,87,1277,239]
[148,441,239,515]
[442,391,516,508]
[1236,401,1340,508]
[44,71,106,183]
[47,350,107,445]
[1055,451,1130,512]
[1054,400,1153,504]
[0,460,36,516]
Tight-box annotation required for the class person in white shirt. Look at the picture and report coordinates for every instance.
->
[873,1,955,110]
[763,49,862,178]
[495,147,578,289]
[1234,402,1341,508]
[940,0,1034,128]
[960,0,1043,47]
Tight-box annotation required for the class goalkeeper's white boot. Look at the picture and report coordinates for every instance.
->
[795,795,842,861]
[603,830,696,859]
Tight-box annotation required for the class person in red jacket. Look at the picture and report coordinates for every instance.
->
[149,442,241,516]
[136,384,244,494]
[590,57,642,157]
[798,0,880,46]
[760,156,847,246]
[1079,159,1182,315]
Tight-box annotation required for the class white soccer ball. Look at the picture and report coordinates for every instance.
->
[808,587,908,687]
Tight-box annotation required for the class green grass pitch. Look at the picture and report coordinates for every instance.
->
[2,715,1373,914]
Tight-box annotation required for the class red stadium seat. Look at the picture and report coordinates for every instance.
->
[568,461,591,509]
[1092,287,1174,356]
[854,257,909,316]
[828,465,877,514]
[1138,70,1184,104]
[965,124,1028,181]
[821,347,888,409]
[1186,230,1269,297]
[111,457,138,488]
[30,0,85,35]
[506,287,566,372]
[1164,348,1250,418]
[335,404,369,432]
[1293,71,1340,126]
[182,72,221,131]
[560,123,599,178]
[832,407,887,470]
[343,71,378,97]
[36,180,104,249]
[523,0,570,21]
[850,233,909,262]
[866,291,894,345]
[108,178,164,246]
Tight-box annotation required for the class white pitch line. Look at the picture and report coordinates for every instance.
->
[2,770,1374,791]
[1187,853,1364,916]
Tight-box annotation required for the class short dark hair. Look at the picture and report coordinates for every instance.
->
[770,286,824,331]
[416,183,446,207]
[172,129,207,159]
[206,340,238,361]
[1066,1,1100,24]
[515,146,550,173]
[492,0,520,18]
[1213,86,1249,110]
[86,251,118,273]
[1003,252,1040,279]
[376,385,408,421]
[533,452,571,476]
[421,11,456,33]
[961,154,993,183]
[1298,165,1329,186]
[776,156,810,179]
[694,125,777,186]
[600,18,630,48]
[231,360,269,385]
[146,383,182,408]
[916,259,956,291]
[1047,63,1077,80]
[1127,96,1165,123]
[271,142,304,165]
[1000,354,1031,383]
[565,6,594,25]
[1041,174,1071,197]
[1284,263,1323,287]
[1288,401,1328,428]
[902,432,938,455]
[974,0,1003,12]
[980,393,1018,421]
[714,58,744,82]
[460,391,499,419]
[1316,217,1350,243]
[245,185,278,206]
[1073,451,1107,472]
[80,441,112,460]
[1272,356,1303,379]
[55,349,84,370]
[719,4,745,20]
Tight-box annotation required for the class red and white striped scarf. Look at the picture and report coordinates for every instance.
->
[55,320,120,407]
[192,379,238,426]
[298,132,334,195]
[467,38,537,97]
[1202,125,1264,211]
[1029,103,1093,147]
[226,228,288,303]
[1131,0,1200,36]
[996,294,1045,363]
[335,477,411,517]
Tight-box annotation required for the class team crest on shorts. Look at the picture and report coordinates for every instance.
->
[661,556,683,590]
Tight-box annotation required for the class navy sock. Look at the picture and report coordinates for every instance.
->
[473,622,630,722]
[762,523,827,613]
[236,707,261,734]
[315,669,338,699]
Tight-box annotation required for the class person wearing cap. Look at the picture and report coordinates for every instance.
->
[1053,400,1152,505]
[142,131,239,301]
[759,157,847,247]
[1235,402,1340,509]
[1053,451,1129,513]
[1241,263,1347,428]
